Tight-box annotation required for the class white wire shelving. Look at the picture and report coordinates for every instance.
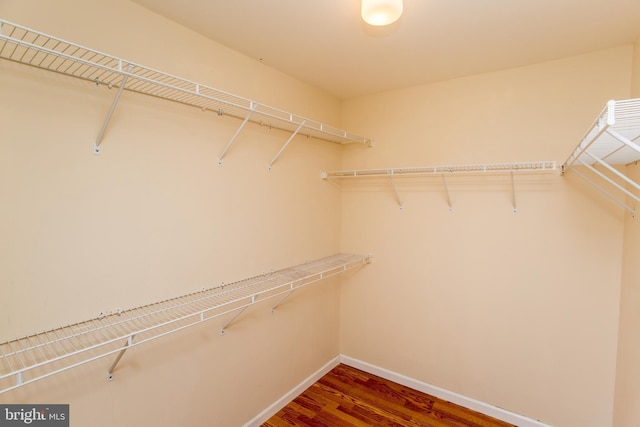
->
[0,19,371,165]
[562,98,640,216]
[0,253,371,395]
[322,161,558,213]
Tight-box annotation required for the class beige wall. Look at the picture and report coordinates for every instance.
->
[612,36,640,427]
[612,163,640,427]
[0,1,344,425]
[631,37,640,98]
[339,47,633,427]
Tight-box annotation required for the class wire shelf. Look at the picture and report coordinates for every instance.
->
[0,19,371,147]
[0,253,371,394]
[321,161,558,179]
[321,161,557,213]
[562,98,640,216]
[563,99,640,168]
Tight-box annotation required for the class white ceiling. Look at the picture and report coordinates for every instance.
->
[133,0,640,99]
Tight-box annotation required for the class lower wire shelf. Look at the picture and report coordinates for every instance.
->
[0,253,371,394]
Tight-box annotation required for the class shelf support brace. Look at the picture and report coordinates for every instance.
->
[272,284,296,313]
[107,334,134,381]
[579,160,640,204]
[221,301,253,335]
[387,171,403,210]
[217,104,256,166]
[562,119,612,173]
[94,63,133,155]
[584,151,640,192]
[268,120,306,170]
[579,160,640,205]
[510,171,518,214]
[441,173,454,212]
[606,128,640,155]
[570,166,636,216]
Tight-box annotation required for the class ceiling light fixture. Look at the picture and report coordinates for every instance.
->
[361,0,403,26]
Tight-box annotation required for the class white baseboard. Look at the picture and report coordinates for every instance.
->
[244,354,553,427]
[339,355,553,427]
[242,355,341,427]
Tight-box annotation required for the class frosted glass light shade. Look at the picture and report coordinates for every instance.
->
[361,0,403,26]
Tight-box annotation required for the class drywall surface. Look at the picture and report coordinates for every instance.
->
[339,47,632,427]
[631,36,640,98]
[0,1,343,425]
[612,166,640,427]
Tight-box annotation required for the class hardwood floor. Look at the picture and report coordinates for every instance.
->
[262,364,517,427]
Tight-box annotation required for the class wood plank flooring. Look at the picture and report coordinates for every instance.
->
[262,364,517,427]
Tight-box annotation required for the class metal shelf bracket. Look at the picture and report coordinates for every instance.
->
[441,173,454,212]
[271,283,295,314]
[107,334,134,382]
[268,120,306,170]
[510,171,518,214]
[217,103,256,166]
[94,63,133,155]
[569,166,636,217]
[607,128,640,154]
[387,171,403,211]
[220,296,255,335]
[584,151,640,193]
[579,160,639,212]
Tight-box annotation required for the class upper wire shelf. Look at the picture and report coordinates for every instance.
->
[0,253,371,395]
[0,19,371,155]
[562,98,640,216]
